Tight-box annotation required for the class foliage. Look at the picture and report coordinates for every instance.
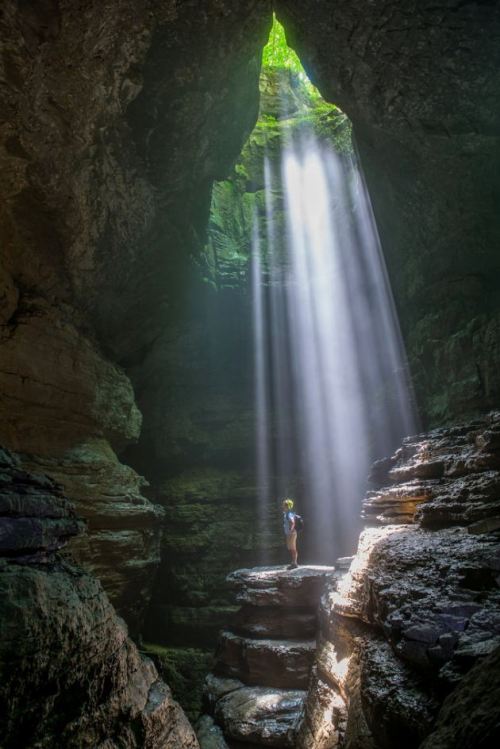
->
[262,14,304,73]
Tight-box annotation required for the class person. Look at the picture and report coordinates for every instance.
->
[282,498,298,569]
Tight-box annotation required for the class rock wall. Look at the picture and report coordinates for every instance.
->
[276,0,500,426]
[0,447,199,749]
[299,412,500,749]
[0,0,272,632]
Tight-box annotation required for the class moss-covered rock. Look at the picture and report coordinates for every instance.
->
[142,643,215,723]
[206,66,352,290]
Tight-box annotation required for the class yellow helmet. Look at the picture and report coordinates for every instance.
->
[283,498,294,509]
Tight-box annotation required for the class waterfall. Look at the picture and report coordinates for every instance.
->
[252,131,418,562]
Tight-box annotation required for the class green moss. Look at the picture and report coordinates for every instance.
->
[142,643,214,722]
[205,57,352,288]
[262,14,302,72]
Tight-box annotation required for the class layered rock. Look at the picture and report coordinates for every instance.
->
[0,447,199,749]
[0,288,160,630]
[298,413,500,749]
[22,440,164,633]
[365,411,500,529]
[199,565,334,748]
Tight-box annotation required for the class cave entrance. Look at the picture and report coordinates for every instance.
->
[205,15,417,563]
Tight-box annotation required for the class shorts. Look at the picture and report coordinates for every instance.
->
[285,530,297,551]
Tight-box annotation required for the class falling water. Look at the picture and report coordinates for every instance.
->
[252,132,417,562]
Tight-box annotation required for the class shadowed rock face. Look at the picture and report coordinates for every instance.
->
[0,0,272,630]
[0,448,199,749]
[276,0,500,426]
[419,645,500,749]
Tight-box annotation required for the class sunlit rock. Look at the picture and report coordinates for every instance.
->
[299,414,500,748]
[227,565,335,608]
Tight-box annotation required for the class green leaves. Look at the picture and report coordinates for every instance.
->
[262,14,304,74]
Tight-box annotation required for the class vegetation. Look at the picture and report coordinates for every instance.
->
[262,14,303,74]
[142,643,214,722]
[204,12,352,285]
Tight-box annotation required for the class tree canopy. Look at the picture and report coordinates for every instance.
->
[262,14,305,74]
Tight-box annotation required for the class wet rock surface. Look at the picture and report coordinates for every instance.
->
[214,683,305,748]
[0,448,199,749]
[298,413,500,749]
[199,565,334,748]
[365,412,500,527]
[232,605,317,639]
[419,645,500,749]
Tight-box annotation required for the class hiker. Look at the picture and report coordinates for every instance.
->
[282,498,299,569]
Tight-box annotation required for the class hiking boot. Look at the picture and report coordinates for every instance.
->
[287,563,298,570]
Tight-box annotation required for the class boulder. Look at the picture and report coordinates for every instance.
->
[196,715,230,749]
[214,684,306,747]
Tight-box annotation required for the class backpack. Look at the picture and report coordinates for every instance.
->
[294,513,304,532]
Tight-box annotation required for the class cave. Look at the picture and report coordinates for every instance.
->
[1,2,500,748]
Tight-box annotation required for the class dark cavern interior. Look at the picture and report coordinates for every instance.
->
[1,1,500,747]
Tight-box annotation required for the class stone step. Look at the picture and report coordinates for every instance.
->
[215,630,316,689]
[232,605,317,639]
[227,565,335,608]
[205,675,305,748]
